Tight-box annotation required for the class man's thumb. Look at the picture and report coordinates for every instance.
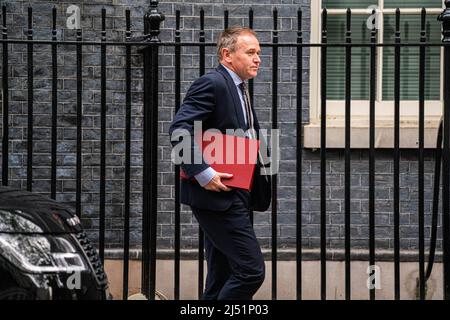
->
[218,172,233,179]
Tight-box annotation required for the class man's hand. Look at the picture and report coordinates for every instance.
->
[203,172,233,192]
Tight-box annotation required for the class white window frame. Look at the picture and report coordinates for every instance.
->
[304,0,445,148]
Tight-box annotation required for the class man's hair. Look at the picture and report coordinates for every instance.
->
[217,26,257,62]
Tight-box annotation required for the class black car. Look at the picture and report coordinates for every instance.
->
[0,186,111,300]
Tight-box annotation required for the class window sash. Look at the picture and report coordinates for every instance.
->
[325,13,441,101]
[326,14,372,100]
[382,13,441,100]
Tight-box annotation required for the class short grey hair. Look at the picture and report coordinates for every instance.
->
[217,26,257,62]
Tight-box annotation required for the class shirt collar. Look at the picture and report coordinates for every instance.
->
[221,64,243,87]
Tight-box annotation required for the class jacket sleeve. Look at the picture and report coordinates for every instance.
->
[169,74,216,178]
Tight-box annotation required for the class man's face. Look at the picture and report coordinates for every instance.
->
[222,33,261,81]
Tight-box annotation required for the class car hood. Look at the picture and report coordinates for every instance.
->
[0,187,82,234]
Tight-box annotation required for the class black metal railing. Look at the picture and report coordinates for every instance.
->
[1,0,450,301]
[0,4,140,301]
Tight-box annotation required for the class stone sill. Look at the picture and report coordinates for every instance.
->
[303,118,442,149]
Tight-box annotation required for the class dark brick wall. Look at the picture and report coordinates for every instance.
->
[0,0,443,255]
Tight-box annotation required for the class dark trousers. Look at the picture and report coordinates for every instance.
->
[191,191,265,300]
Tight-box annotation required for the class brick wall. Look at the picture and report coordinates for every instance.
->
[0,0,442,256]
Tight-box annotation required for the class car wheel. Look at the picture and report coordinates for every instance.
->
[0,286,35,300]
[0,273,35,300]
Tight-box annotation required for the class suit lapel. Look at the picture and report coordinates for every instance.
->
[216,65,247,129]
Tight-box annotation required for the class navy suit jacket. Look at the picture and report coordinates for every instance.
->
[169,64,270,211]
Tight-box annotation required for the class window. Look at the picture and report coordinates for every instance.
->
[304,0,445,148]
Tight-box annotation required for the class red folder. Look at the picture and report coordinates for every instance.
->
[180,132,260,191]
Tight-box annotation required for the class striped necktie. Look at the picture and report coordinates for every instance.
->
[239,82,256,139]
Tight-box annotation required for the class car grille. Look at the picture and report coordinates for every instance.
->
[75,232,108,286]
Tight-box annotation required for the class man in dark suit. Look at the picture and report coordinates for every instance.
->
[169,27,271,300]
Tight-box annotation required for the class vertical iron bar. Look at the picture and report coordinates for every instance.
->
[141,1,164,300]
[296,8,303,301]
[99,7,107,266]
[444,42,450,300]
[198,7,205,299]
[394,8,401,300]
[76,28,82,217]
[2,5,8,186]
[142,44,150,299]
[248,7,254,226]
[123,8,131,300]
[418,7,426,300]
[443,67,450,300]
[320,8,327,301]
[344,8,352,301]
[224,9,228,30]
[369,10,377,301]
[149,43,159,302]
[439,1,450,300]
[142,45,160,301]
[249,6,255,228]
[272,7,278,301]
[248,8,254,108]
[27,6,33,192]
[174,9,181,301]
[51,7,57,199]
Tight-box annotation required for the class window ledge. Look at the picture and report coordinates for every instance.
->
[303,118,442,149]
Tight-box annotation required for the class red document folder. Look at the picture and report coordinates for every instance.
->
[180,133,260,191]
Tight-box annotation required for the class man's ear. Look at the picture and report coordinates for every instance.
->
[221,48,232,63]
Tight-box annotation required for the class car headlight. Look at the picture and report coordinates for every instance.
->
[0,209,44,233]
[0,234,88,274]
